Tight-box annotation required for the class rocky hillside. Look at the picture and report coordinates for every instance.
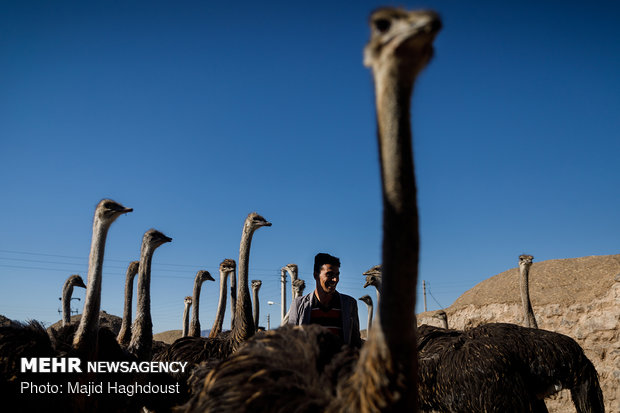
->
[47,310,122,335]
[418,254,620,413]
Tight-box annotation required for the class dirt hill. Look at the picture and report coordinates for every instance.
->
[47,310,122,334]
[418,254,620,412]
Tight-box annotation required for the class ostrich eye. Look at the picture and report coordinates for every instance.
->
[374,18,391,33]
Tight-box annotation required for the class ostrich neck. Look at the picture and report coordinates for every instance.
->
[233,225,255,343]
[62,283,74,326]
[281,269,287,321]
[229,270,237,330]
[189,277,204,337]
[333,69,420,412]
[182,302,191,337]
[73,219,109,354]
[209,270,229,338]
[129,246,154,359]
[520,265,538,329]
[367,304,373,331]
[252,287,260,331]
[117,268,137,346]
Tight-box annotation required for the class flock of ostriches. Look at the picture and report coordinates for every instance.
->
[0,8,606,413]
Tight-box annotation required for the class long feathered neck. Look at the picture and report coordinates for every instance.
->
[335,63,420,413]
[117,262,138,347]
[208,270,229,338]
[233,223,256,343]
[229,269,237,330]
[128,243,155,359]
[367,303,373,331]
[252,285,260,332]
[73,217,110,356]
[182,301,192,337]
[61,280,75,326]
[189,276,204,337]
[519,263,538,329]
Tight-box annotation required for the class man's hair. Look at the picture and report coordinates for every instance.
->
[313,253,341,275]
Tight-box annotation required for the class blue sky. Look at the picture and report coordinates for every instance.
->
[1,1,619,334]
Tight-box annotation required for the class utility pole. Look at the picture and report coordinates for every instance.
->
[423,280,427,312]
[267,314,270,331]
[280,268,286,323]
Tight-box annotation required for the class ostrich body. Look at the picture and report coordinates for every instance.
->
[417,322,605,412]
[188,270,215,337]
[358,294,373,331]
[519,254,538,329]
[177,9,440,412]
[128,229,172,360]
[154,213,271,370]
[182,296,193,338]
[116,260,139,347]
[251,280,262,332]
[61,274,86,326]
[208,259,236,338]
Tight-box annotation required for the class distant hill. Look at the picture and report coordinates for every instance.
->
[153,329,211,344]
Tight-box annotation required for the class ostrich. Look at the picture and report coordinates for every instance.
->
[208,259,236,338]
[432,310,448,329]
[358,294,373,331]
[251,280,262,332]
[281,279,305,325]
[116,260,139,347]
[182,296,193,338]
[283,263,299,318]
[127,229,172,360]
[176,8,440,412]
[417,322,605,412]
[154,213,271,370]
[61,274,87,326]
[0,199,133,411]
[519,254,538,329]
[188,270,215,337]
[362,264,382,304]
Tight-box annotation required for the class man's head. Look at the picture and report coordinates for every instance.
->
[313,253,341,295]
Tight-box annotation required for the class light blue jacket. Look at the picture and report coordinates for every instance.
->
[287,291,362,347]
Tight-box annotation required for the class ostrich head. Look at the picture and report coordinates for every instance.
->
[292,279,305,296]
[126,261,140,277]
[220,258,236,274]
[142,229,173,251]
[433,310,447,321]
[196,270,215,285]
[245,212,272,233]
[283,263,298,277]
[358,294,373,307]
[184,296,193,306]
[94,199,133,226]
[362,265,382,289]
[363,8,441,82]
[251,280,262,290]
[68,274,87,289]
[519,254,534,269]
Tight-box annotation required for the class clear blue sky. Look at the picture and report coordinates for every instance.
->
[1,1,619,334]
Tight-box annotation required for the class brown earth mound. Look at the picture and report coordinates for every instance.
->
[153,330,183,344]
[47,310,122,334]
[451,254,620,309]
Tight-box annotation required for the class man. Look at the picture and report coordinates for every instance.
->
[287,253,362,348]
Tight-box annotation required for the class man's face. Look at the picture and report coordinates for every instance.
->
[315,263,340,295]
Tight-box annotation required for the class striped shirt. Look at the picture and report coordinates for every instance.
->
[310,292,342,341]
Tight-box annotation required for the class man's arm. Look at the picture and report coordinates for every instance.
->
[287,297,301,325]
